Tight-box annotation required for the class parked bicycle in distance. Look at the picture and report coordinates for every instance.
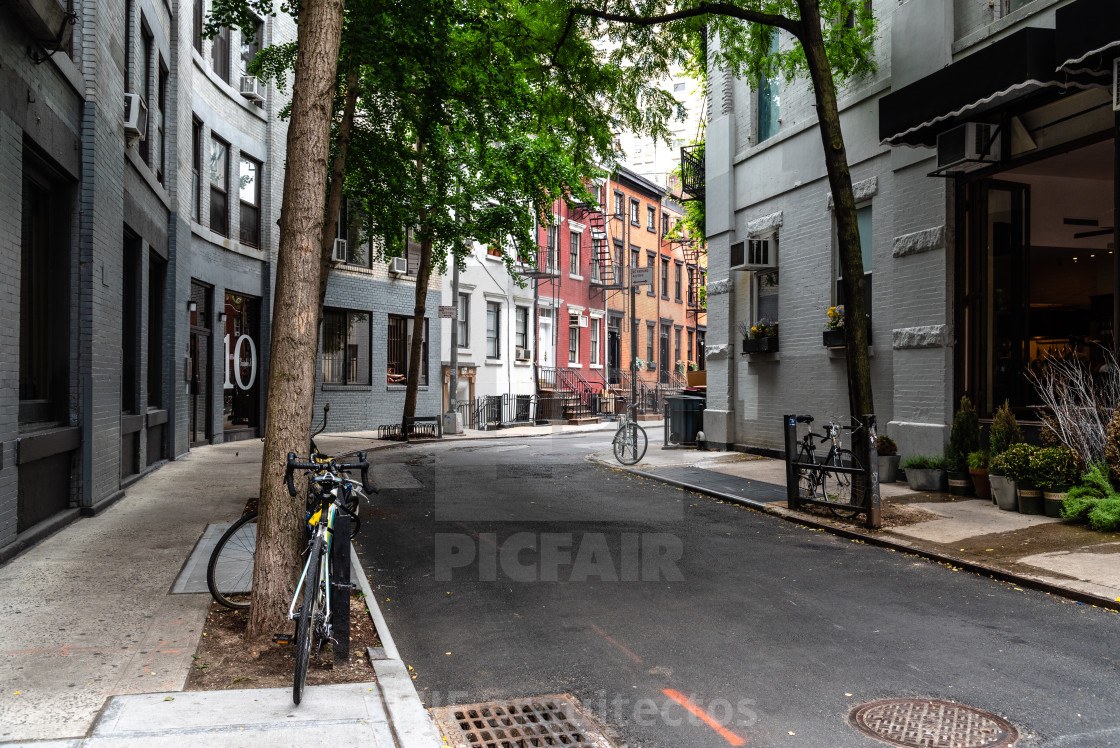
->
[613,399,649,465]
[791,414,864,519]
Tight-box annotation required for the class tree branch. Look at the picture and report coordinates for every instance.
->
[551,2,803,67]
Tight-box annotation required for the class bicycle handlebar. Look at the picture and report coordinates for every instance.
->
[285,451,378,497]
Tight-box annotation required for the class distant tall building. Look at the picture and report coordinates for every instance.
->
[613,67,706,190]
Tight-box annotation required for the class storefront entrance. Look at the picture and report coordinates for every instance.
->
[223,292,261,440]
[962,138,1116,418]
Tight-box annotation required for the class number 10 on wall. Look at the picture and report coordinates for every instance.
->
[223,333,257,391]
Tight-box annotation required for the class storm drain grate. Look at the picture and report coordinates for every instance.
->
[849,699,1019,748]
[431,694,615,748]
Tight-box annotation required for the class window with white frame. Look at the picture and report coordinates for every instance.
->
[569,230,580,275]
[515,306,529,354]
[486,302,501,358]
[569,313,580,363]
[647,206,656,231]
[457,293,469,347]
[590,318,600,365]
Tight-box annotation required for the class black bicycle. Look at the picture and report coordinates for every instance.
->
[792,414,864,519]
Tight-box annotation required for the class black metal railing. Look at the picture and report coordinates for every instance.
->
[680,143,705,200]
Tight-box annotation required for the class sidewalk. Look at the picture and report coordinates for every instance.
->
[0,434,440,747]
[595,444,1120,612]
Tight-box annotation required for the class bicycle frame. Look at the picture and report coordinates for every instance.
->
[288,496,338,629]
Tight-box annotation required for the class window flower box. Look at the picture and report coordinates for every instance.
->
[743,336,779,354]
[822,328,845,348]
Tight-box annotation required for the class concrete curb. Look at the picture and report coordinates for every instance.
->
[610,460,1120,614]
[350,544,443,747]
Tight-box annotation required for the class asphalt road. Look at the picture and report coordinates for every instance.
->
[356,432,1120,747]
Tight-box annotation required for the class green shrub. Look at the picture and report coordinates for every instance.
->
[901,454,946,470]
[989,400,1022,456]
[967,450,989,470]
[1061,462,1120,531]
[876,435,898,456]
[1088,497,1120,531]
[1032,446,1080,488]
[947,396,980,471]
[996,443,1037,484]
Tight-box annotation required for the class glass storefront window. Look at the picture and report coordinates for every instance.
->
[223,292,260,437]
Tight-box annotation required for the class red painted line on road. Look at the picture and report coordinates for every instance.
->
[662,689,747,746]
[589,623,642,664]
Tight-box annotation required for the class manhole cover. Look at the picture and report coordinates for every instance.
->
[849,699,1019,748]
[431,694,615,747]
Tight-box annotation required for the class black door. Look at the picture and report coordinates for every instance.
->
[659,325,670,384]
[607,320,621,383]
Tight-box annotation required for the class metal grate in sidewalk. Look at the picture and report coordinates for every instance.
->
[431,694,615,748]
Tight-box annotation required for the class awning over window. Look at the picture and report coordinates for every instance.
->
[879,28,1067,147]
[1055,0,1120,74]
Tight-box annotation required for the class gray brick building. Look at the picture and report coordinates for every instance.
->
[1,0,439,561]
[705,0,1119,459]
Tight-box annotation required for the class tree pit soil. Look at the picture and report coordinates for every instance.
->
[185,591,382,691]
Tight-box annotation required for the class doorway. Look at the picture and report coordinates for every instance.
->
[189,281,212,447]
[607,317,621,383]
[538,308,555,368]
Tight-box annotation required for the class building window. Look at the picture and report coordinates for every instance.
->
[238,157,261,247]
[687,329,694,362]
[631,246,640,268]
[211,25,231,83]
[674,262,682,301]
[647,206,656,231]
[836,205,872,316]
[240,17,264,108]
[148,253,166,407]
[569,314,580,364]
[156,63,168,184]
[613,191,624,217]
[662,213,669,236]
[630,199,640,225]
[661,257,670,298]
[591,238,603,282]
[322,309,370,385]
[209,137,229,235]
[193,0,203,52]
[756,268,780,335]
[457,293,470,348]
[139,28,152,162]
[486,302,501,359]
[191,119,202,222]
[590,318,600,365]
[387,315,428,385]
[647,252,656,296]
[758,33,781,143]
[545,224,558,272]
[674,328,681,368]
[20,160,72,425]
[515,306,529,351]
[646,324,654,363]
[569,230,580,274]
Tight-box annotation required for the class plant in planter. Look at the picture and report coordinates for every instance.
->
[1063,461,1120,531]
[989,399,1023,457]
[1034,446,1081,518]
[901,454,947,492]
[988,451,1018,511]
[633,357,645,371]
[744,317,779,354]
[822,305,845,348]
[947,395,980,496]
[967,450,991,500]
[1000,442,1043,514]
[876,435,900,483]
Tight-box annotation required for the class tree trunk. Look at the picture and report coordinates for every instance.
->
[246,0,345,642]
[796,0,874,465]
[317,63,361,325]
[402,230,434,430]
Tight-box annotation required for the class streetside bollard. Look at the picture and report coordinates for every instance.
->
[863,414,882,529]
[783,415,800,510]
[332,511,351,664]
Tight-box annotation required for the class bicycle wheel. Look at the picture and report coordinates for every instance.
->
[207,511,258,610]
[613,423,648,465]
[293,533,325,705]
[821,449,864,519]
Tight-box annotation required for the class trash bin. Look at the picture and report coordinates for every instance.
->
[666,395,705,446]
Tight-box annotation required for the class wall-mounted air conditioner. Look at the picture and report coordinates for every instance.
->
[936,122,1001,172]
[124,93,148,141]
[516,347,530,361]
[240,75,264,102]
[578,315,589,328]
[389,256,409,275]
[332,238,347,262]
[730,237,777,270]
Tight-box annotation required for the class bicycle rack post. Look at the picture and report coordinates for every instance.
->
[783,415,800,510]
[331,513,351,664]
[863,414,882,529]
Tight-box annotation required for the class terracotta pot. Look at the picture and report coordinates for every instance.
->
[989,474,1018,511]
[969,467,992,500]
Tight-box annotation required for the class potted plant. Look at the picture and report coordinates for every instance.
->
[946,395,980,496]
[989,399,1023,457]
[967,450,991,500]
[902,454,947,492]
[1035,446,1081,518]
[633,357,645,371]
[744,317,779,354]
[988,451,1018,511]
[1001,443,1042,515]
[822,305,845,348]
[876,435,900,483]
